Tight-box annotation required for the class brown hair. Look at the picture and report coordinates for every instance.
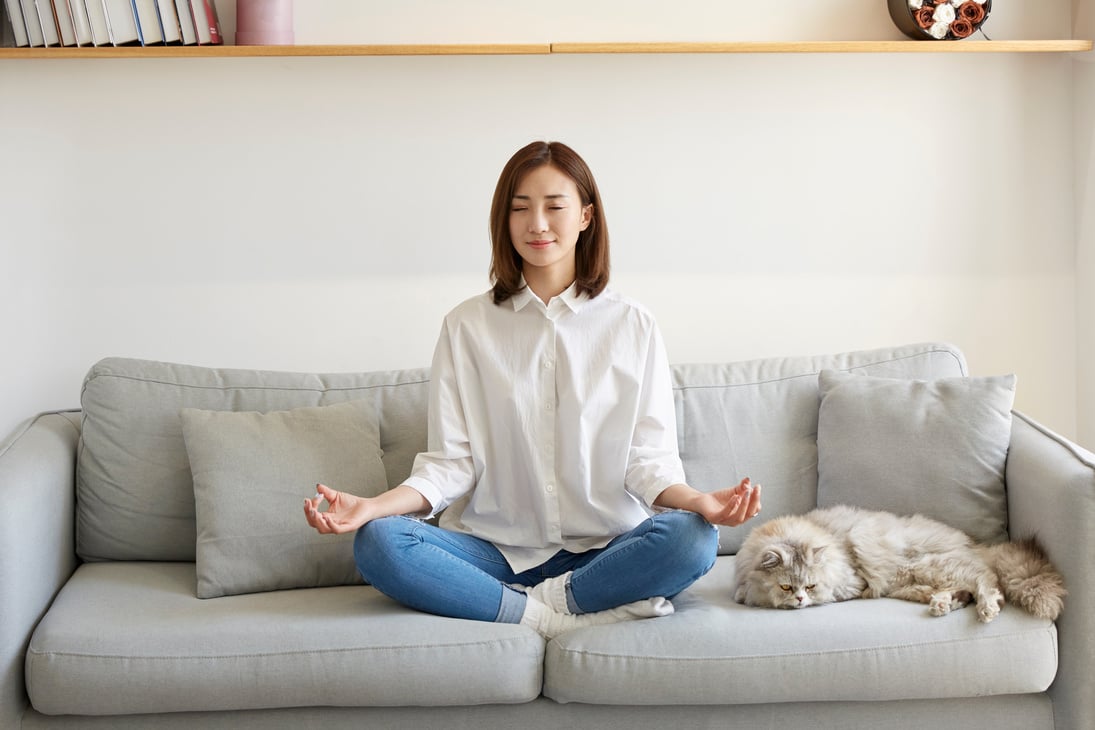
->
[488,141,610,304]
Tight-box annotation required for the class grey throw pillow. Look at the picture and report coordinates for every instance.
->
[816,369,1015,544]
[180,399,389,598]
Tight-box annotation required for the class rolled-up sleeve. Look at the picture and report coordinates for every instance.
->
[625,323,687,507]
[402,320,477,516]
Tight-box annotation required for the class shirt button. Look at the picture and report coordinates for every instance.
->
[546,483,555,493]
[543,358,554,369]
[545,401,553,411]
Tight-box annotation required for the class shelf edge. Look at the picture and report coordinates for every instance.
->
[0,39,1089,59]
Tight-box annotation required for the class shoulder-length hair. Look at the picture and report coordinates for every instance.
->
[488,141,610,305]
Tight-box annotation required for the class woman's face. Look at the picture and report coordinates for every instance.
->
[508,164,592,284]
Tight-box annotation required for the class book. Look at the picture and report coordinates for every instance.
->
[66,0,93,45]
[101,0,138,44]
[4,0,30,46]
[50,0,76,45]
[33,0,59,45]
[154,0,178,43]
[188,0,219,45]
[172,0,193,43]
[130,0,161,44]
[18,0,43,45]
[83,0,109,44]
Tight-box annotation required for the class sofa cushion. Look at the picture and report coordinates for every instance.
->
[26,562,544,716]
[543,557,1058,706]
[181,400,389,598]
[816,370,1014,543]
[77,358,428,562]
[674,342,969,553]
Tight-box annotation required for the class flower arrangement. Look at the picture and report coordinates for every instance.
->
[888,0,991,41]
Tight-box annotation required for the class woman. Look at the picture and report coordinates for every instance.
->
[304,141,762,638]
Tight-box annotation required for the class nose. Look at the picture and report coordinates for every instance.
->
[528,210,548,233]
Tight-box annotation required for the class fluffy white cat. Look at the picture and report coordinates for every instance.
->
[733,505,1066,623]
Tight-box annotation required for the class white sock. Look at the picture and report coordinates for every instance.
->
[527,572,573,613]
[518,596,674,640]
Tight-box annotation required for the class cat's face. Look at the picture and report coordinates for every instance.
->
[755,545,837,609]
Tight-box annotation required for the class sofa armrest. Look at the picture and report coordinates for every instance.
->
[0,412,81,728]
[1004,411,1095,730]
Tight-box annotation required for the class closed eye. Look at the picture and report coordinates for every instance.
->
[806,585,816,592]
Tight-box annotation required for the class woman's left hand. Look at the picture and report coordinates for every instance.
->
[654,478,763,528]
[694,478,763,527]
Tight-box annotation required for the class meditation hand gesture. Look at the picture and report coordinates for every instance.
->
[693,478,763,528]
[304,483,431,535]
[653,477,762,528]
[303,483,370,535]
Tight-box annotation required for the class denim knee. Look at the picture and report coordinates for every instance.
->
[655,510,719,577]
[353,515,415,585]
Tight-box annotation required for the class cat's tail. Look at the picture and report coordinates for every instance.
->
[985,538,1067,621]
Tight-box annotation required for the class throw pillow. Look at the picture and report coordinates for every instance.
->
[181,399,389,598]
[816,369,1015,544]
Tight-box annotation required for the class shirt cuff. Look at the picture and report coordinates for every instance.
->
[399,477,446,519]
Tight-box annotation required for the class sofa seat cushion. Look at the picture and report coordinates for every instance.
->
[544,557,1058,706]
[26,563,544,716]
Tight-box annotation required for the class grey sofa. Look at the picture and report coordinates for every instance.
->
[3,342,1093,729]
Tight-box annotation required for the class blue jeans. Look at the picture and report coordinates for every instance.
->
[353,510,718,623]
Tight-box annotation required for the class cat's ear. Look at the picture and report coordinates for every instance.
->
[760,547,787,569]
[808,545,828,563]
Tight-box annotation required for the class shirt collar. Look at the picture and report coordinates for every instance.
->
[511,278,589,314]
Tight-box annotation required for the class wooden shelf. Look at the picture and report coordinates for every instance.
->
[0,39,1089,59]
[0,43,552,58]
[553,40,1094,54]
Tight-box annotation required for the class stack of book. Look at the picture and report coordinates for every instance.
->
[3,0,222,47]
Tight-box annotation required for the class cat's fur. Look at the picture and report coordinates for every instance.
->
[732,505,1066,623]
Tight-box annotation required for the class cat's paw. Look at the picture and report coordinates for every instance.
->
[929,592,953,617]
[976,590,1004,623]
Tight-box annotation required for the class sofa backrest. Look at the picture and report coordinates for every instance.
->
[76,342,967,562]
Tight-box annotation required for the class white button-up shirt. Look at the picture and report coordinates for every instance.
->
[403,283,687,573]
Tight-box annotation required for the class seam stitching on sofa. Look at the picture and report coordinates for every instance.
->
[26,637,541,662]
[551,627,1057,662]
[83,373,430,394]
[1012,411,1095,468]
[0,409,81,461]
[673,347,964,393]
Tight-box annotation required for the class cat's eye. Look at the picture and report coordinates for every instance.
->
[806,585,816,591]
[780,584,792,592]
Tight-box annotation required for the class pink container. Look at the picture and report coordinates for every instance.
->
[236,0,294,45]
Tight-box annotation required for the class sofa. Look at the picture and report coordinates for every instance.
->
[2,342,1093,729]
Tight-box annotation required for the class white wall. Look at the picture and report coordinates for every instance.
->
[1075,1,1095,448]
[0,0,1084,447]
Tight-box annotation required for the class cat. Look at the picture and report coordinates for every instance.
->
[732,505,1066,623]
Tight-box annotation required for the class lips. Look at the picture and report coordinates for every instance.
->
[527,240,554,249]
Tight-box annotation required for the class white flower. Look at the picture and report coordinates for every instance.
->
[933,3,956,24]
[908,0,923,8]
[929,20,951,39]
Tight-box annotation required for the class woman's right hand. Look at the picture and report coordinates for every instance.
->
[303,483,373,535]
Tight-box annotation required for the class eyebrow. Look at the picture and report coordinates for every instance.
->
[512,194,571,200]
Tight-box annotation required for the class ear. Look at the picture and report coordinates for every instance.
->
[579,204,593,231]
[760,548,786,570]
[808,545,828,563]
